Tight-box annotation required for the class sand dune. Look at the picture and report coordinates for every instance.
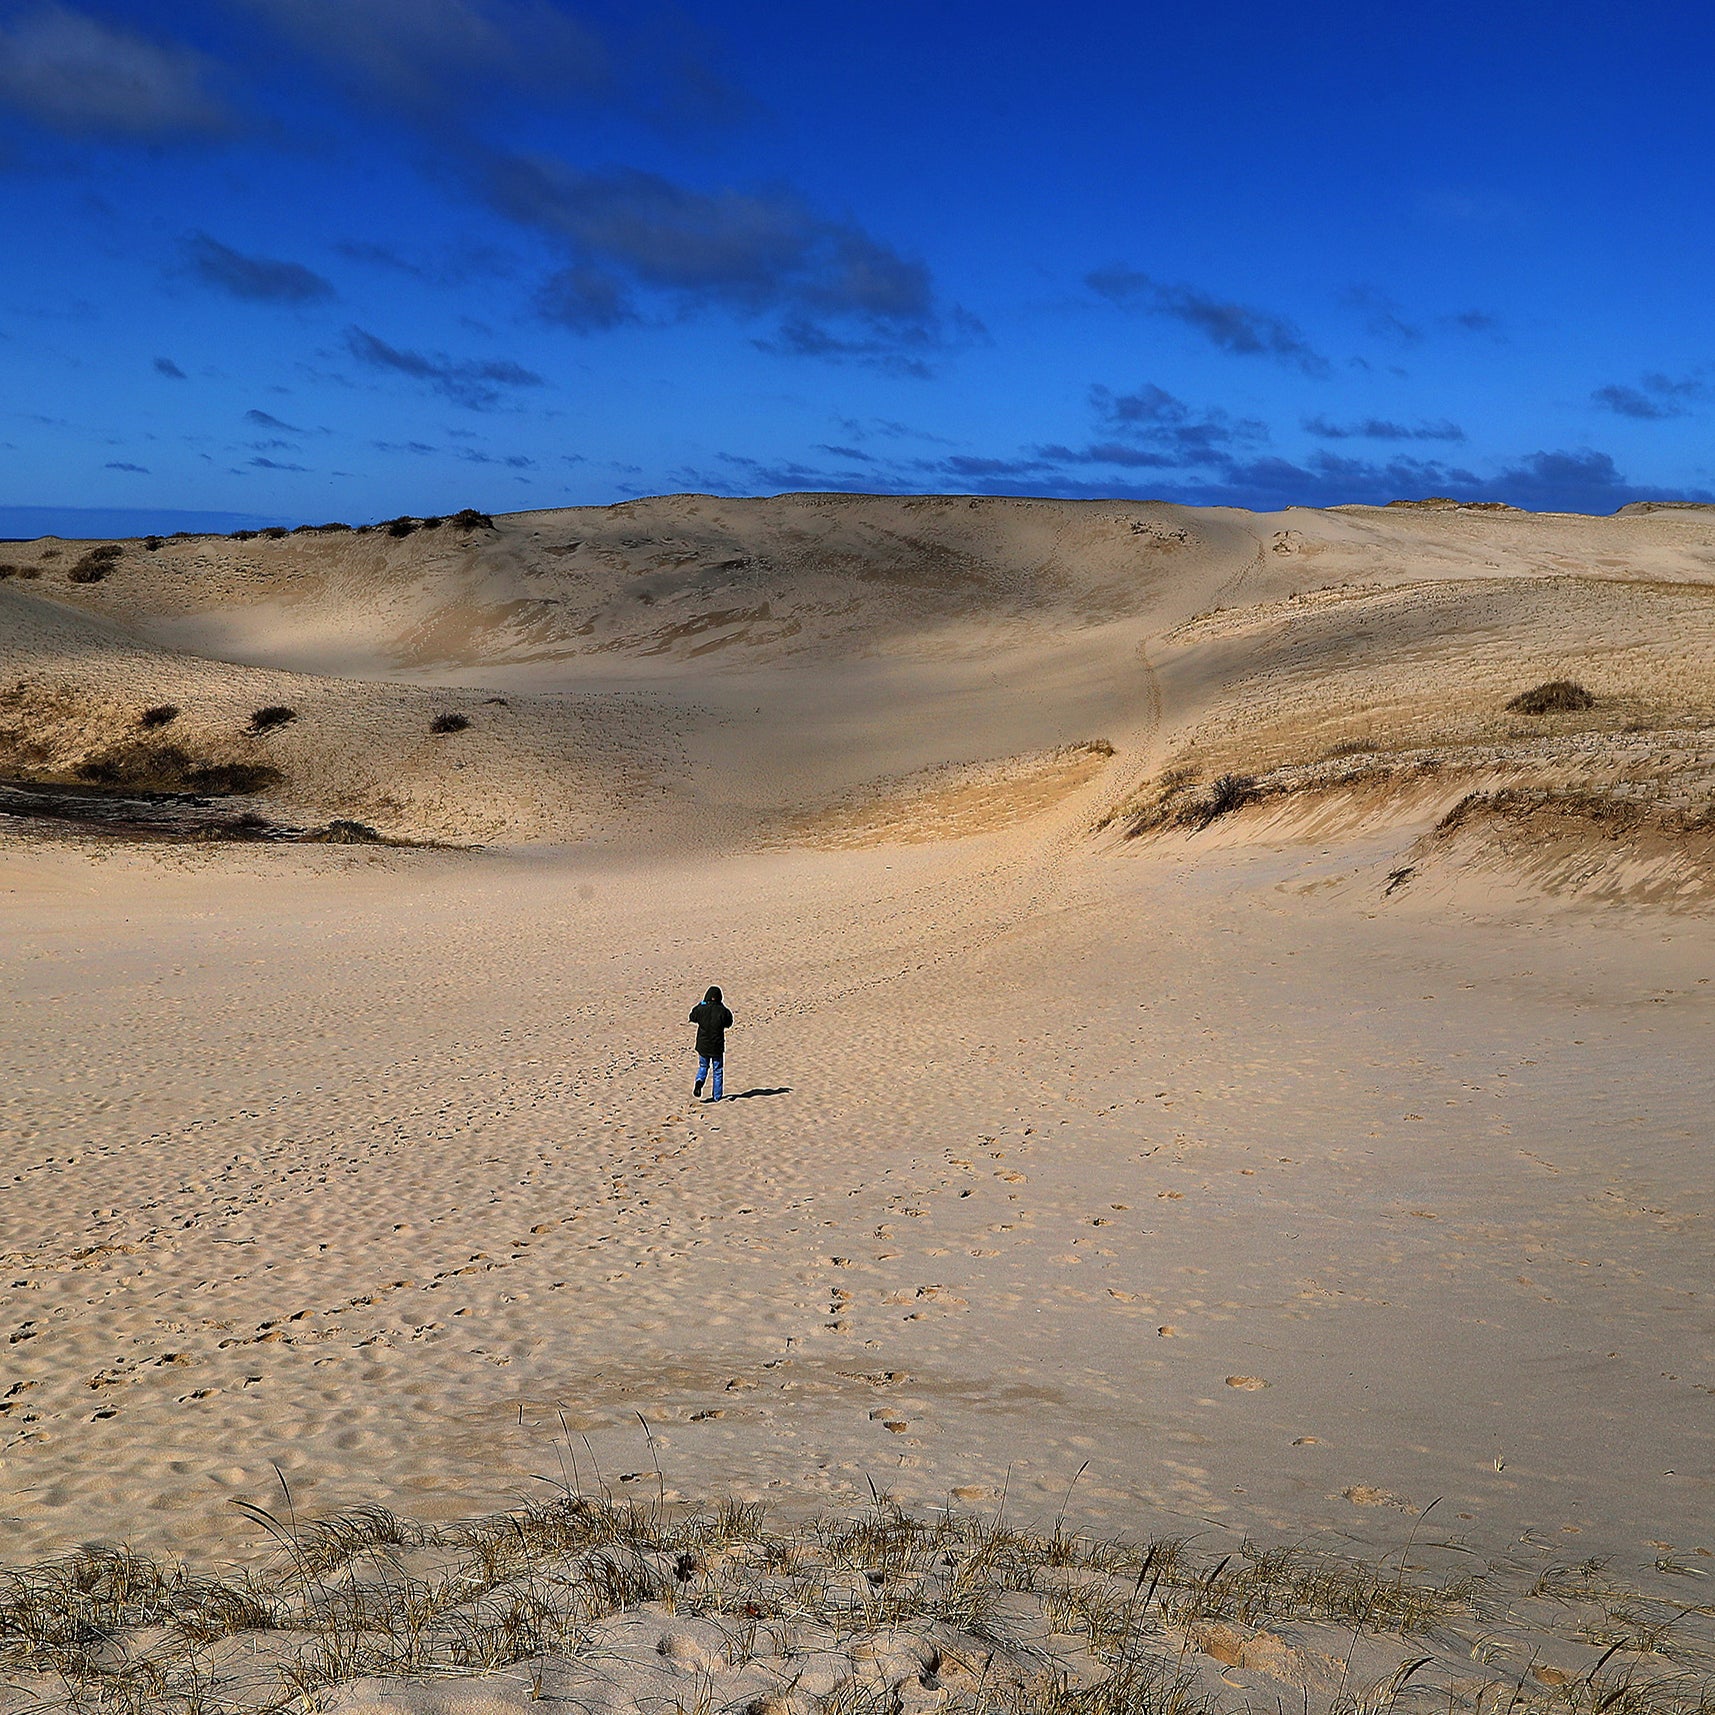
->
[2,496,1712,1709]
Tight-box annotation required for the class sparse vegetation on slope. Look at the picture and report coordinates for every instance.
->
[5,1489,1702,1715]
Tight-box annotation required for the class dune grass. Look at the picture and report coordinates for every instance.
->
[1,1483,1710,1715]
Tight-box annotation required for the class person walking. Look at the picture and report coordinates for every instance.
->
[689,984,733,1101]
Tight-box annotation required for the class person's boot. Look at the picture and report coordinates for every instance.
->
[693,1075,704,1097]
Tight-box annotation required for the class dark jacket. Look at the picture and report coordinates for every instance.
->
[690,989,733,1059]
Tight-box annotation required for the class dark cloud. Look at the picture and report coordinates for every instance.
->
[487,153,953,367]
[344,324,544,408]
[337,240,431,279]
[1088,267,1329,375]
[1340,286,1421,344]
[1592,373,1706,421]
[1484,448,1709,512]
[0,5,233,139]
[231,0,608,113]
[154,356,187,378]
[245,408,302,432]
[237,0,751,133]
[337,238,516,285]
[922,444,1710,515]
[184,233,335,304]
[246,455,306,471]
[1304,415,1466,442]
[1442,309,1503,336]
[1090,382,1267,454]
[537,264,636,332]
[104,460,148,472]
[457,447,534,467]
[373,440,439,455]
[755,317,940,379]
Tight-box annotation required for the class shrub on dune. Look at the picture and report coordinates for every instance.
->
[68,544,123,583]
[1507,680,1594,714]
[430,712,470,734]
[249,705,297,734]
[138,705,179,729]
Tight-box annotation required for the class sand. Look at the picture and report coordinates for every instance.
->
[1,495,1712,1706]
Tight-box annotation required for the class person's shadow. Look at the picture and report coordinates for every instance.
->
[724,1086,791,1100]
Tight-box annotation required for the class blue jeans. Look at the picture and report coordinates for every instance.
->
[696,1055,723,1099]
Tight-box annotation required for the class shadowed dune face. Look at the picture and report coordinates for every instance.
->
[0,494,1713,864]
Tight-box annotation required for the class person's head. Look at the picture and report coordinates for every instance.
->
[705,984,722,1003]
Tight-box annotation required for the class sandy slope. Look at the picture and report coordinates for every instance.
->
[1,495,1713,1617]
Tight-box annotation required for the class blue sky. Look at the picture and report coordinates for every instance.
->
[2,0,1712,533]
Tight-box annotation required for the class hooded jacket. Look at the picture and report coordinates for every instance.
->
[689,986,733,1059]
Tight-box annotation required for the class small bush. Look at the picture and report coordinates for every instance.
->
[430,712,470,734]
[17,565,41,580]
[1207,773,1257,819]
[69,546,121,583]
[451,507,494,530]
[311,819,386,844]
[143,536,163,551]
[1176,772,1258,830]
[420,516,443,529]
[230,529,257,540]
[384,517,417,538]
[249,705,297,733]
[0,564,16,579]
[1507,680,1594,715]
[483,696,509,706]
[138,705,180,729]
[317,521,352,532]
[261,526,288,540]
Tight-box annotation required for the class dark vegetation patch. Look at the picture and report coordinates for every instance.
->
[429,712,469,734]
[452,507,494,530]
[304,819,390,844]
[384,516,418,538]
[1507,680,1595,715]
[230,529,257,540]
[71,744,281,796]
[68,544,123,583]
[483,696,509,706]
[1437,785,1715,839]
[261,526,289,540]
[1115,768,1264,837]
[0,786,425,846]
[143,536,163,551]
[137,705,179,729]
[249,705,297,734]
